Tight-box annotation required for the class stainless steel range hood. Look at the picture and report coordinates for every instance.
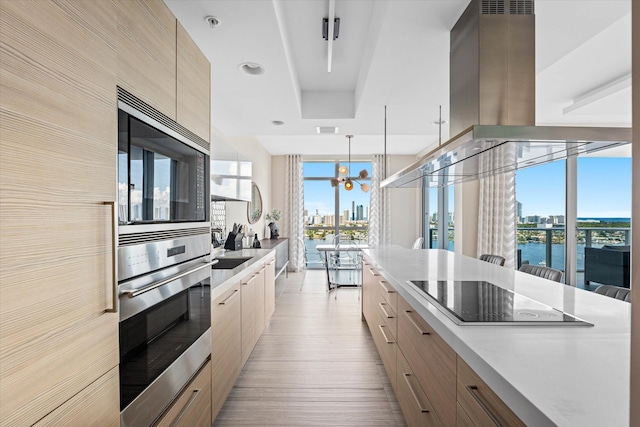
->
[381,0,631,189]
[382,125,631,188]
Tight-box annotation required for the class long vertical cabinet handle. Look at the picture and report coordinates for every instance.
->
[402,373,430,413]
[104,201,117,313]
[170,388,202,427]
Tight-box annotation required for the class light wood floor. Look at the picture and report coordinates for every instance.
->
[214,269,407,426]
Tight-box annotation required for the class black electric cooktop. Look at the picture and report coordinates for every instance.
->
[408,280,592,326]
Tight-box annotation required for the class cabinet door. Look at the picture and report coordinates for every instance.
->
[398,297,457,426]
[254,265,266,339]
[155,360,212,427]
[0,1,119,425]
[397,350,444,427]
[362,263,383,324]
[176,22,210,142]
[33,367,120,427]
[116,0,176,119]
[211,284,242,421]
[241,274,256,366]
[456,356,525,427]
[265,257,276,320]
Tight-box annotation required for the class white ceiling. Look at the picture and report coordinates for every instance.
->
[165,0,632,157]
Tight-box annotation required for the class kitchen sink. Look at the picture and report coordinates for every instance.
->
[211,257,252,269]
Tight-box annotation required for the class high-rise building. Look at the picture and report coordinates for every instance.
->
[526,215,540,224]
[343,209,350,223]
[324,214,335,226]
[365,206,369,220]
[516,201,522,222]
[356,205,364,220]
[352,201,355,220]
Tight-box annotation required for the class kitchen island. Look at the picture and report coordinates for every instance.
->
[362,248,631,427]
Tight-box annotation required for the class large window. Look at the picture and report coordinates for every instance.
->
[303,161,371,268]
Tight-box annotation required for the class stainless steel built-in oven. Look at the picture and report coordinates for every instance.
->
[116,88,212,427]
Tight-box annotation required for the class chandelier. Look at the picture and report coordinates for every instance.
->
[330,135,370,192]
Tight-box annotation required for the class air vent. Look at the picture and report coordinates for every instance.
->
[510,0,534,15]
[117,87,209,153]
[118,227,210,246]
[481,0,505,15]
[316,126,338,134]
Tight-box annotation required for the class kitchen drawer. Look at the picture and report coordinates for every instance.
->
[396,348,444,427]
[377,277,397,314]
[370,310,397,393]
[457,356,525,427]
[362,263,382,325]
[155,360,212,427]
[377,298,397,342]
[398,296,456,426]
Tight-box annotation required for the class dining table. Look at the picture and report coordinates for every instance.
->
[315,243,369,291]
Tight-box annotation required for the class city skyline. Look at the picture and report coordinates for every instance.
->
[302,157,632,223]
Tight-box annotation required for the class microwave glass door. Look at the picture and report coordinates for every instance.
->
[118,109,208,225]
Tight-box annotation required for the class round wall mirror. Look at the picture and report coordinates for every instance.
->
[247,182,263,224]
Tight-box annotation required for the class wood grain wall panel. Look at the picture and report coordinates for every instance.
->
[32,367,120,427]
[0,1,118,425]
[176,22,210,142]
[116,0,176,119]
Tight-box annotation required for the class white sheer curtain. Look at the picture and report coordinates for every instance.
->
[477,145,517,268]
[283,155,304,271]
[368,154,390,248]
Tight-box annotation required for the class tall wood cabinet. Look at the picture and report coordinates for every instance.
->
[116,0,177,120]
[0,1,119,425]
[1,0,211,425]
[177,22,210,142]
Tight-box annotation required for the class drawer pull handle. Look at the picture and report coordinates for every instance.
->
[242,275,256,285]
[368,268,381,276]
[379,302,394,319]
[404,310,430,335]
[465,385,503,427]
[170,388,201,427]
[378,280,394,294]
[403,373,429,413]
[219,289,239,305]
[378,324,394,344]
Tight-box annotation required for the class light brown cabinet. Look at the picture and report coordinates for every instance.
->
[265,258,276,320]
[396,350,444,427]
[32,367,120,427]
[211,284,242,420]
[0,1,119,424]
[398,296,457,426]
[456,356,525,427]
[177,22,210,142]
[155,360,212,427]
[254,264,266,338]
[116,0,177,119]
[241,273,257,366]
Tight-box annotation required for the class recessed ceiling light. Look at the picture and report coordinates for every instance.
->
[239,62,264,75]
[316,126,338,134]
[272,120,284,126]
[204,16,221,28]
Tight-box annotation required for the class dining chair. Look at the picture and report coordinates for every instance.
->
[594,284,631,302]
[518,264,563,283]
[479,254,506,266]
[412,237,424,249]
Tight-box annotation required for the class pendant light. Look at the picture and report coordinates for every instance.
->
[331,135,369,192]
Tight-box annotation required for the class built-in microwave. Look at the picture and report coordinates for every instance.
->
[117,102,209,227]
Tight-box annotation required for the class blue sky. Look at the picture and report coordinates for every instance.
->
[516,157,632,218]
[302,157,632,220]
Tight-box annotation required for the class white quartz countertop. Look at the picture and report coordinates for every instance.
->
[209,248,276,300]
[362,248,631,427]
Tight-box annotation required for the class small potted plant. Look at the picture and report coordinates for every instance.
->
[265,208,281,239]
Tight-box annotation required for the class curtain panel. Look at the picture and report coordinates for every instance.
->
[476,145,517,268]
[368,154,390,248]
[283,155,305,271]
